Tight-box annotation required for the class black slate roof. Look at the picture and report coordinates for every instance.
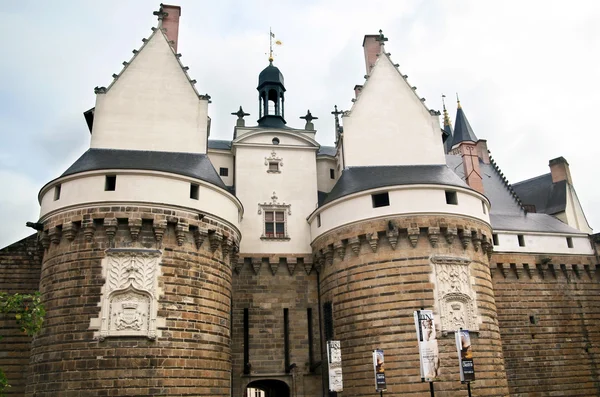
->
[451,106,478,147]
[512,173,567,214]
[318,146,336,157]
[207,140,232,151]
[489,213,580,234]
[61,149,226,189]
[321,165,471,205]
[258,62,285,88]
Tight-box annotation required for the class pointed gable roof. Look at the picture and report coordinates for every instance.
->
[442,100,454,153]
[451,99,478,147]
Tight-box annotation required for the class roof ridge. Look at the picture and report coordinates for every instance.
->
[487,150,526,212]
[94,27,210,100]
[512,172,552,186]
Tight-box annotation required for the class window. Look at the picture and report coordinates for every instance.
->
[482,201,487,214]
[190,183,199,200]
[372,192,390,208]
[105,175,116,191]
[329,169,335,179]
[518,234,525,247]
[445,191,458,205]
[264,210,286,238]
[566,237,573,248]
[492,234,499,246]
[272,137,280,145]
[317,214,321,228]
[219,167,229,177]
[268,162,279,172]
[54,185,61,201]
[529,315,537,325]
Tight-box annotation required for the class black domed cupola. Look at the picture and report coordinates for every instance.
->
[257,61,286,128]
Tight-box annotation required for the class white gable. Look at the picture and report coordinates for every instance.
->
[90,30,208,153]
[342,52,446,166]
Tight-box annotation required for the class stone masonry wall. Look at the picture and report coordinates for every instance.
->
[313,214,509,397]
[491,250,600,396]
[231,254,322,397]
[26,206,240,396]
[0,234,42,396]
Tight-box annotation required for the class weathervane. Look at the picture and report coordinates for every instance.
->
[268,28,282,63]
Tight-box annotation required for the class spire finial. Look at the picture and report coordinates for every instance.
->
[456,93,461,109]
[300,110,318,131]
[153,4,168,24]
[376,29,388,44]
[442,94,451,127]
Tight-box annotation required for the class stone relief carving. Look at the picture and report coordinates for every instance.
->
[430,255,479,332]
[90,249,164,340]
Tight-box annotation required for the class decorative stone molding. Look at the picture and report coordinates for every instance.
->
[39,231,50,250]
[459,229,471,250]
[366,233,379,253]
[287,257,296,275]
[324,246,334,265]
[49,227,61,245]
[152,218,167,244]
[264,150,283,173]
[386,222,399,250]
[104,218,118,244]
[348,237,360,256]
[536,263,546,279]
[83,222,96,242]
[208,230,223,252]
[430,255,479,332]
[511,263,521,279]
[548,264,557,279]
[222,235,232,258]
[63,221,78,242]
[427,227,440,248]
[193,227,207,249]
[572,264,581,279]
[497,263,507,278]
[334,241,346,260]
[523,263,533,278]
[175,222,188,246]
[90,249,164,341]
[257,192,292,215]
[128,218,142,242]
[444,227,457,245]
[407,226,419,248]
[251,258,262,275]
[269,259,279,275]
[584,264,595,279]
[472,231,481,252]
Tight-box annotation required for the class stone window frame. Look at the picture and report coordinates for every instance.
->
[265,150,283,174]
[258,192,291,241]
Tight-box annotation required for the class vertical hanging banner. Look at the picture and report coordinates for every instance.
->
[373,349,387,391]
[456,329,476,382]
[327,340,343,392]
[413,310,440,381]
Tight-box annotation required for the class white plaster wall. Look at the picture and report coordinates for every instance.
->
[564,185,593,233]
[237,132,316,147]
[342,54,446,167]
[90,31,208,154]
[309,186,490,240]
[39,172,241,228]
[208,151,234,186]
[493,232,593,255]
[316,158,337,193]
[234,141,318,255]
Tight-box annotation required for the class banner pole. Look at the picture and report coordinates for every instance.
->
[429,381,434,397]
[467,382,472,397]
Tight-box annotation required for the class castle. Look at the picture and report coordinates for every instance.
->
[1,4,599,397]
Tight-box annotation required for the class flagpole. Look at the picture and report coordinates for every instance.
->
[269,27,273,62]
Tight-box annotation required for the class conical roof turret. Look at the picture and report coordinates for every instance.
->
[451,96,478,147]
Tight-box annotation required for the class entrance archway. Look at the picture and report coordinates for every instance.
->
[245,379,290,397]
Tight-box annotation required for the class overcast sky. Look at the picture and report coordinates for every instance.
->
[1,0,599,248]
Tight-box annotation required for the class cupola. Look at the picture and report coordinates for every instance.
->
[257,61,287,128]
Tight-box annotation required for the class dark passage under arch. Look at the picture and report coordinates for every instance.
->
[246,379,290,397]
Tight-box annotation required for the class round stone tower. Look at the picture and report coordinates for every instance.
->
[26,5,243,395]
[309,174,510,395]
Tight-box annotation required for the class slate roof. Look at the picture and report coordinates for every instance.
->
[512,173,567,214]
[207,140,232,151]
[321,165,471,206]
[451,106,478,147]
[446,154,582,234]
[61,149,226,189]
[317,146,336,157]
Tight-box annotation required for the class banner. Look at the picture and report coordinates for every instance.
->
[456,329,476,382]
[327,340,343,392]
[414,310,440,381]
[372,349,387,391]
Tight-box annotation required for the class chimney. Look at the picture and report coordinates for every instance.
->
[459,142,484,195]
[474,139,490,164]
[363,35,382,75]
[549,156,572,184]
[159,4,181,52]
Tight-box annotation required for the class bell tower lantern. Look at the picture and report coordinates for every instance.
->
[257,61,287,128]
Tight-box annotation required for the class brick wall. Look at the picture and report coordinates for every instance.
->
[313,215,510,396]
[231,256,322,396]
[25,206,239,396]
[491,251,600,396]
[0,234,43,396]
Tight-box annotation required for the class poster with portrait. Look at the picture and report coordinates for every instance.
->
[327,340,343,392]
[455,329,475,382]
[413,310,440,382]
[372,349,387,391]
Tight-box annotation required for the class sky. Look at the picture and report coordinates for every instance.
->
[1,0,599,248]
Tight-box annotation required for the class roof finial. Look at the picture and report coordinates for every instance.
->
[269,27,274,63]
[153,4,168,25]
[456,93,461,109]
[442,94,451,127]
[376,29,388,44]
